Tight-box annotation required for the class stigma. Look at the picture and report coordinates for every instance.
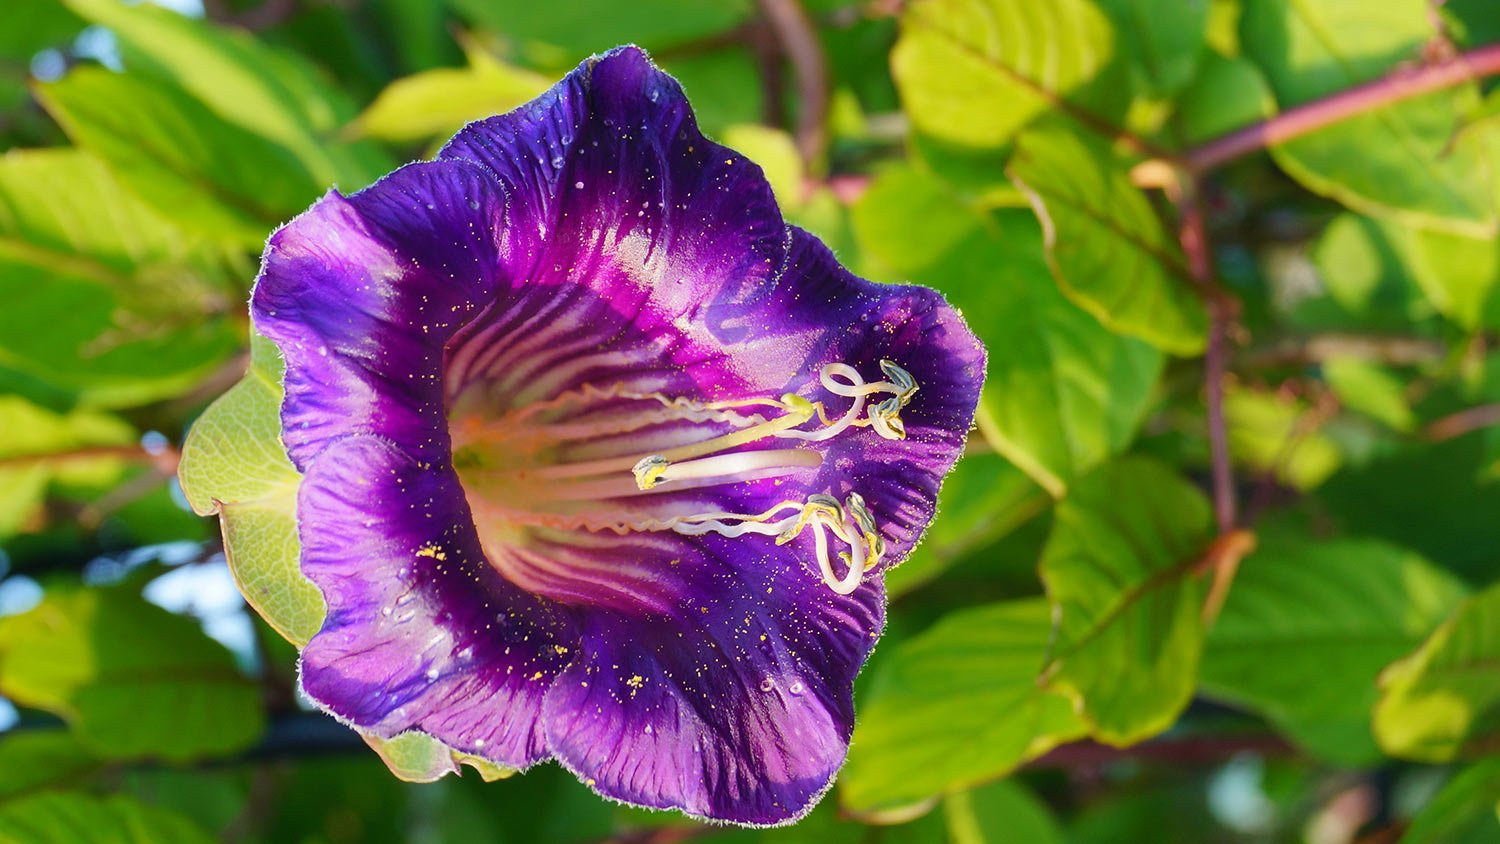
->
[452,360,919,595]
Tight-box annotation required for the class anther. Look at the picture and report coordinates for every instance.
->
[868,397,906,440]
[632,455,670,490]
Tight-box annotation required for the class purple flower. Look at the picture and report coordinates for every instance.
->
[252,46,982,825]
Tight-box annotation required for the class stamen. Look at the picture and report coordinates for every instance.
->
[632,449,821,490]
[521,449,823,502]
[531,399,815,480]
[632,455,671,489]
[454,361,915,595]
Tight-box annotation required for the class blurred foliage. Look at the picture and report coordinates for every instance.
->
[1,0,1500,841]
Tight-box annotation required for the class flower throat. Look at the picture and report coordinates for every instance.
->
[449,360,919,596]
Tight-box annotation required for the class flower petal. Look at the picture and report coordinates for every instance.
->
[296,434,576,766]
[252,158,506,469]
[541,539,884,825]
[767,228,986,568]
[439,45,786,360]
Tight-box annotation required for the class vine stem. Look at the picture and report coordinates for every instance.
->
[1426,402,1500,440]
[1138,42,1500,182]
[1169,178,1255,623]
[756,0,831,169]
[0,444,179,473]
[1170,180,1237,534]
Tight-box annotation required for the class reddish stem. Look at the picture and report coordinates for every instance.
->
[756,0,831,168]
[1186,43,1500,173]
[1175,184,1238,533]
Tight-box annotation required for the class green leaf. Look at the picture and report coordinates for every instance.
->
[1308,213,1433,330]
[907,133,1030,210]
[0,0,83,60]
[720,125,804,212]
[0,732,101,803]
[178,335,322,647]
[1040,456,1213,744]
[943,779,1067,844]
[1225,387,1341,491]
[38,67,322,245]
[1321,436,1500,585]
[0,396,135,537]
[0,150,240,406]
[1323,357,1417,432]
[1242,0,1497,236]
[1095,0,1209,98]
[1402,758,1500,844]
[1406,227,1500,331]
[0,149,206,279]
[1176,52,1276,144]
[1009,124,1208,355]
[363,732,514,784]
[1445,0,1500,50]
[841,599,1088,813]
[0,584,266,761]
[1201,536,1467,765]
[967,216,1164,495]
[892,0,1115,149]
[350,44,548,143]
[852,165,985,275]
[0,792,214,844]
[852,170,1164,494]
[1375,582,1500,762]
[0,258,240,408]
[61,0,389,189]
[447,0,751,55]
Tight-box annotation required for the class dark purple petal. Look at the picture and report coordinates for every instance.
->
[297,435,576,765]
[541,541,884,825]
[762,229,986,567]
[252,158,506,469]
[440,46,785,358]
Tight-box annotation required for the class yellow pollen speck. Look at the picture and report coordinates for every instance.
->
[626,675,644,689]
[760,634,767,641]
[531,671,544,681]
[415,544,447,561]
[553,645,570,655]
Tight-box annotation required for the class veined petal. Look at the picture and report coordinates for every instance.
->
[541,540,884,826]
[252,158,506,469]
[439,46,785,376]
[763,229,985,569]
[297,435,576,766]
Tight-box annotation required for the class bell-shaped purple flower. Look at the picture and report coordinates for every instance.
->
[251,46,983,825]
